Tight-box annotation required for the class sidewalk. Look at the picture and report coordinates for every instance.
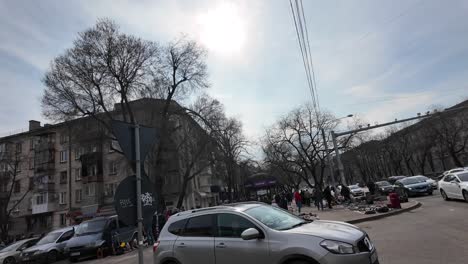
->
[296,200,421,224]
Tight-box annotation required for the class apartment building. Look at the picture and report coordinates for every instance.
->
[0,98,224,238]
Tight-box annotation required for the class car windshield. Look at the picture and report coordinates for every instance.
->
[349,185,359,190]
[401,177,427,185]
[244,205,305,231]
[75,219,107,235]
[457,172,468,182]
[0,240,24,252]
[376,181,391,186]
[414,176,429,181]
[36,232,61,245]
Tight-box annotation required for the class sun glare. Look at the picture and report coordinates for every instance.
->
[197,2,246,56]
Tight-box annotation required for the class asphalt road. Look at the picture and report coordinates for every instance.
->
[358,192,468,264]
[58,192,468,264]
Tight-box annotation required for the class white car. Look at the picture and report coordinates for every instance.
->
[348,185,365,197]
[438,171,468,202]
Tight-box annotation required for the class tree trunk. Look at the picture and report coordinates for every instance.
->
[176,178,190,209]
[450,150,463,167]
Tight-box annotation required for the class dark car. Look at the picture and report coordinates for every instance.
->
[20,227,75,264]
[65,215,137,261]
[388,176,407,185]
[394,176,433,197]
[375,181,394,195]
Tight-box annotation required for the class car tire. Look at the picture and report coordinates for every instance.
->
[47,250,58,263]
[463,190,468,203]
[3,257,15,264]
[440,189,449,201]
[428,191,433,195]
[69,257,78,263]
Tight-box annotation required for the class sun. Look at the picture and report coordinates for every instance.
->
[197,2,246,56]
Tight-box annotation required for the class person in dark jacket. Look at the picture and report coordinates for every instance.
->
[324,186,333,209]
[341,185,351,203]
[315,188,324,211]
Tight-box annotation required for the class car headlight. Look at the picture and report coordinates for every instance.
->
[34,250,44,255]
[320,240,355,254]
[408,187,413,190]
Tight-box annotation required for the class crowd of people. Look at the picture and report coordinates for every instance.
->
[270,184,357,213]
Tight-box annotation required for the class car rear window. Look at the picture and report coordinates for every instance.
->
[168,219,187,235]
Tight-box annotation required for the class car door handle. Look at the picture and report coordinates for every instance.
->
[216,243,226,248]
[177,243,186,248]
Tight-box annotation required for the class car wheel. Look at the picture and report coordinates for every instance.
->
[463,190,468,203]
[440,189,449,201]
[286,259,318,264]
[47,250,58,263]
[428,191,433,195]
[3,257,15,264]
[69,257,78,263]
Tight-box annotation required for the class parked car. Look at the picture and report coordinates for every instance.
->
[387,176,406,185]
[413,175,438,189]
[154,203,379,264]
[0,238,39,264]
[65,215,137,262]
[20,226,75,264]
[438,171,468,202]
[394,176,433,197]
[375,181,394,195]
[348,185,365,198]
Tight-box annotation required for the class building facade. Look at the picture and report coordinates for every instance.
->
[0,99,224,239]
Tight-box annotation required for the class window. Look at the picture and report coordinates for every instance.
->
[182,215,214,237]
[60,214,66,226]
[30,138,35,150]
[168,219,188,235]
[216,214,257,238]
[14,180,21,193]
[60,171,67,184]
[245,205,304,231]
[0,143,6,153]
[75,189,82,202]
[104,183,117,197]
[444,175,455,182]
[109,161,117,175]
[29,158,34,170]
[16,143,22,153]
[88,164,97,176]
[75,168,81,181]
[36,193,46,205]
[16,161,21,173]
[60,150,68,163]
[85,184,95,196]
[58,230,74,242]
[59,134,68,144]
[75,147,83,160]
[59,192,67,204]
[28,177,34,190]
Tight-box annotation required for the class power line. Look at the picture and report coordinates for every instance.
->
[288,0,320,110]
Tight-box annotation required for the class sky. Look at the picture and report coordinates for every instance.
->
[1,0,468,148]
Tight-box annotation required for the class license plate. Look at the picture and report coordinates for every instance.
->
[370,251,378,263]
[70,252,80,256]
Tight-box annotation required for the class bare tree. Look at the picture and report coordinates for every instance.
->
[0,143,30,241]
[263,104,349,191]
[42,18,159,126]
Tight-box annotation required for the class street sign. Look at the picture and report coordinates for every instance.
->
[114,175,158,226]
[111,120,158,166]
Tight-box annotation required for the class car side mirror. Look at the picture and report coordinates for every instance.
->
[241,228,261,240]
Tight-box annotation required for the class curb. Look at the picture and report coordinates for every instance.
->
[347,200,422,224]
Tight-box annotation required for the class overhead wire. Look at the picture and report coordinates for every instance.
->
[289,0,317,109]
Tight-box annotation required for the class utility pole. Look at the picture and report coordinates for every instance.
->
[135,124,144,264]
[321,128,336,187]
[331,131,346,186]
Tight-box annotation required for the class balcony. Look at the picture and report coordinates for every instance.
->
[34,163,55,174]
[32,203,56,215]
[36,182,55,192]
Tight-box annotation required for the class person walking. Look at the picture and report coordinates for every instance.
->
[315,188,324,211]
[294,190,302,213]
[324,186,333,209]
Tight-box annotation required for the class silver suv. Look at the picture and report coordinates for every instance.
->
[153,202,379,264]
